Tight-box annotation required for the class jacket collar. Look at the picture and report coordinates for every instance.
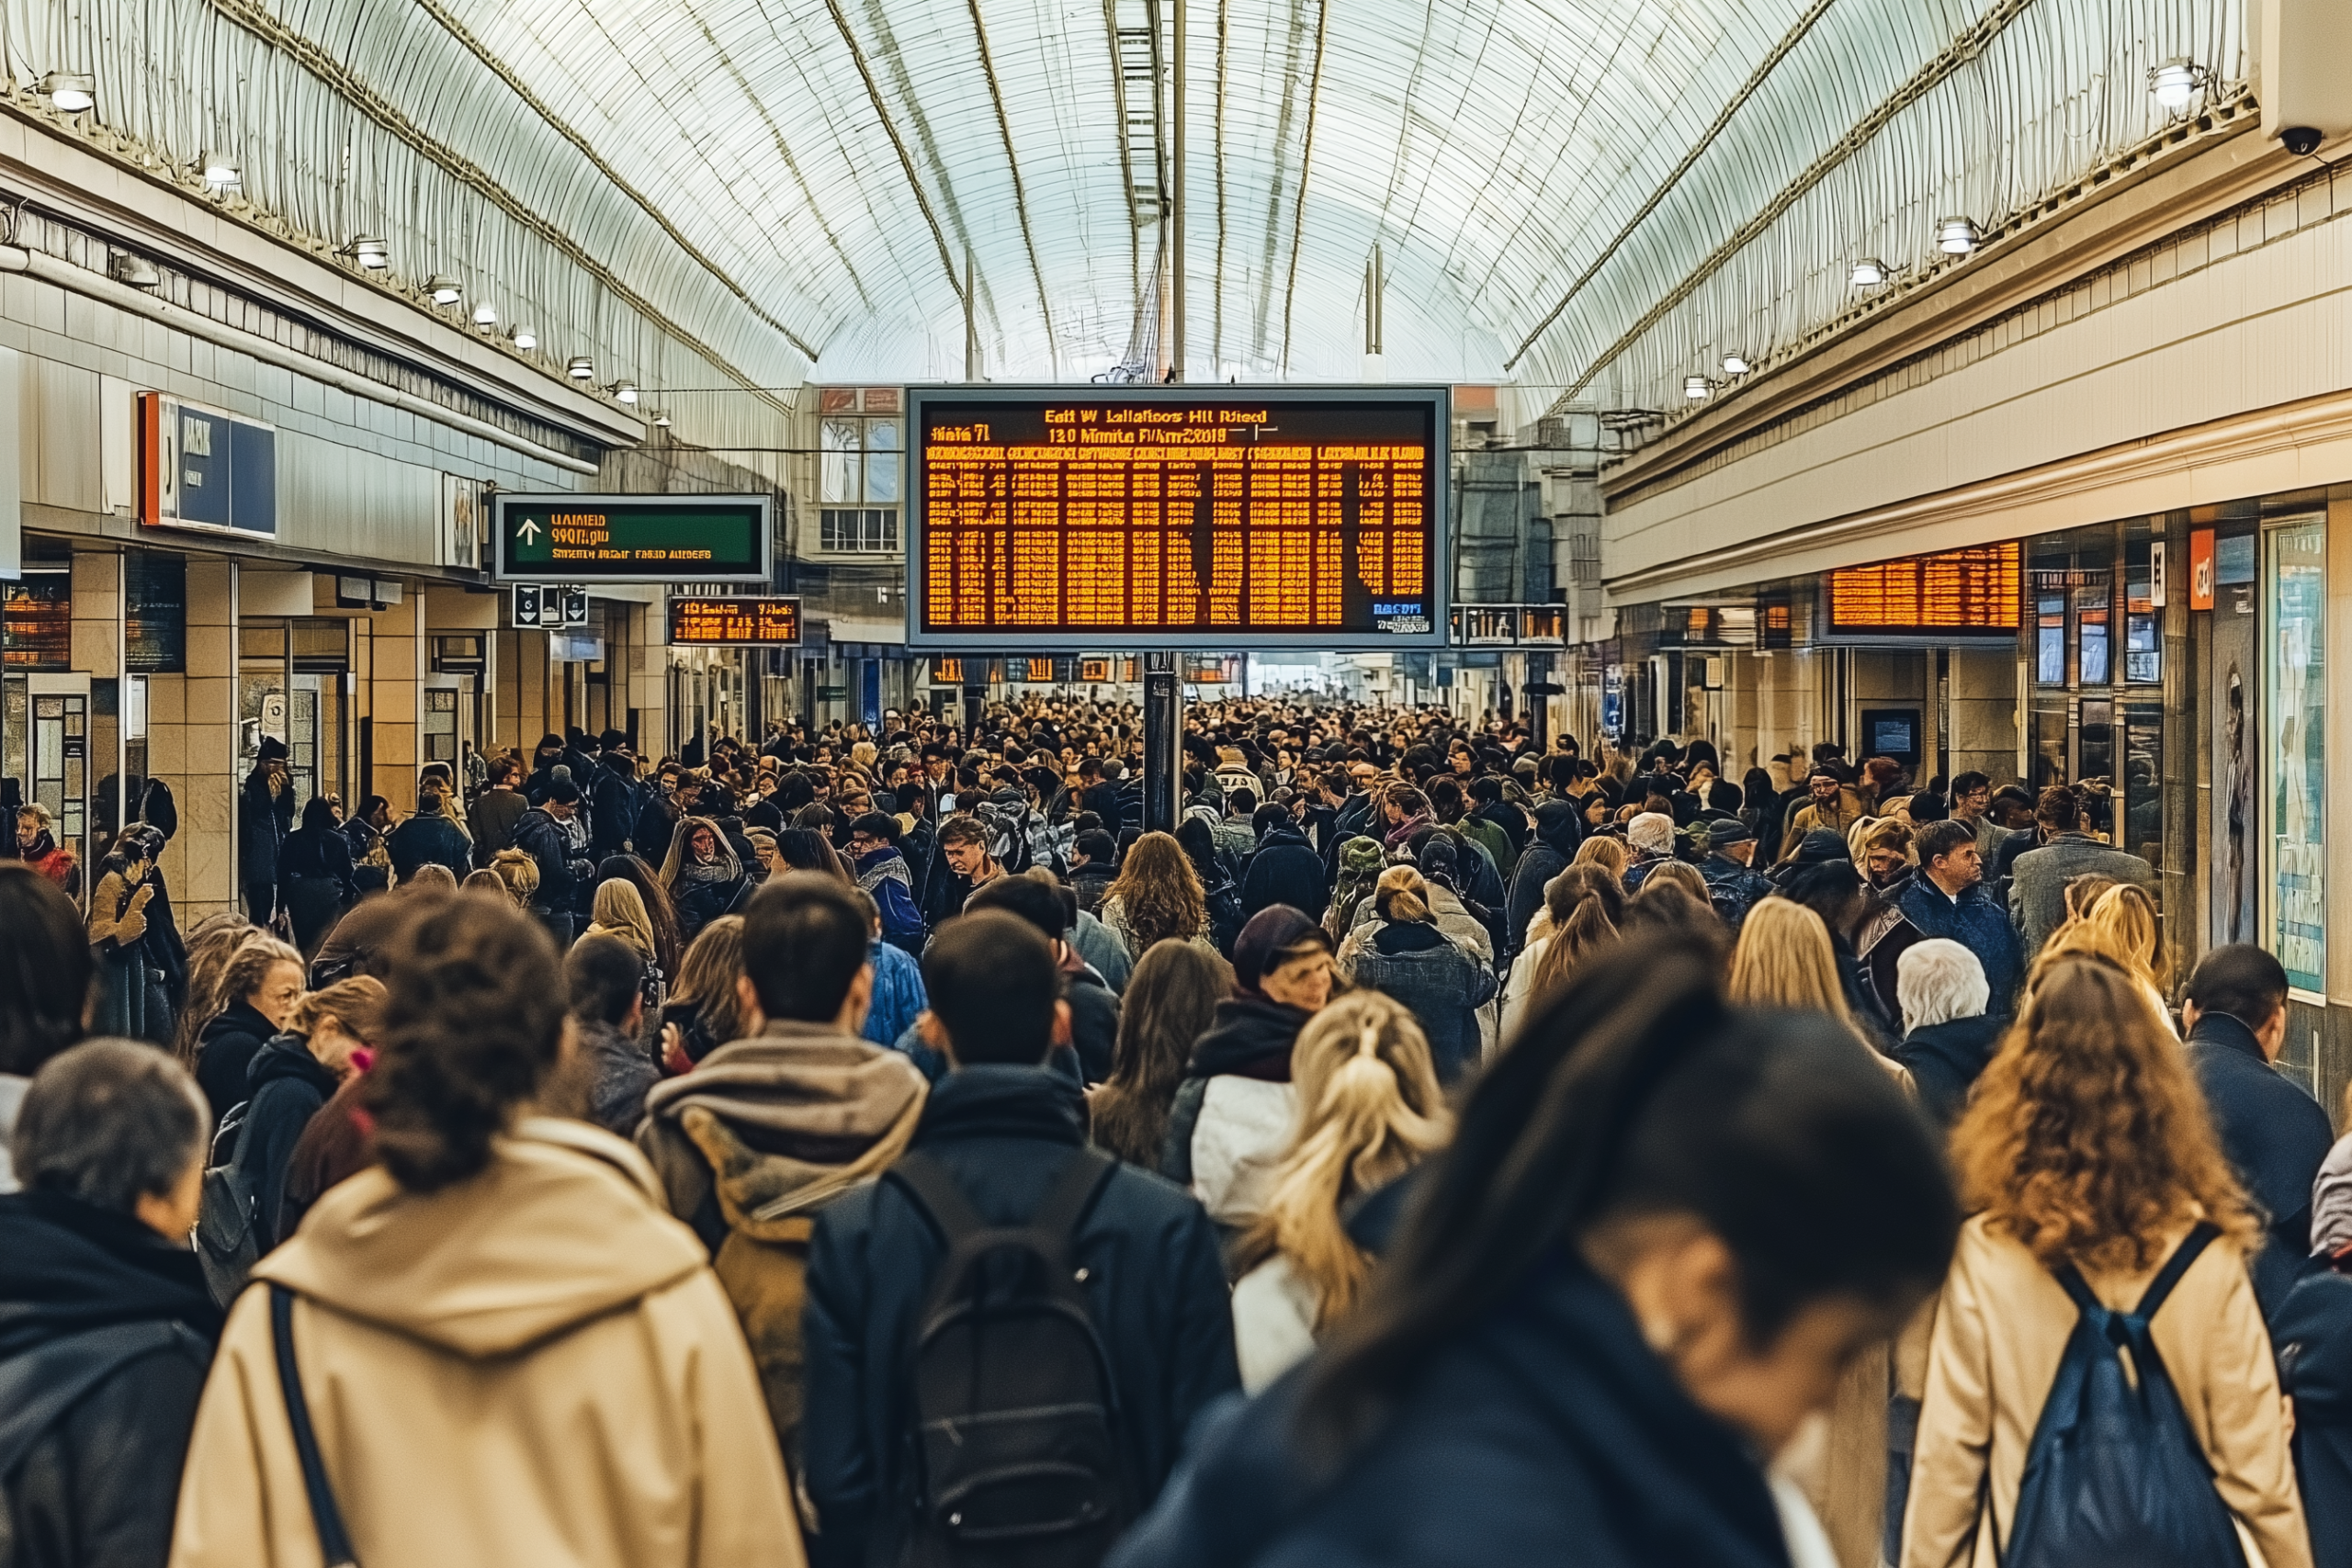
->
[2187,1009,2267,1065]
[0,1190,223,1357]
[912,1064,1086,1149]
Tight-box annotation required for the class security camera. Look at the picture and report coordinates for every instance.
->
[2282,126,2324,156]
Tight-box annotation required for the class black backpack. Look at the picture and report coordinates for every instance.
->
[884,1146,1131,1568]
[194,1099,264,1307]
[2002,1222,2248,1567]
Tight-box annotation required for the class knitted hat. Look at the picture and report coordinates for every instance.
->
[1339,836,1386,876]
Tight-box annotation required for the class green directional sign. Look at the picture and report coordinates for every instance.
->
[493,493,772,584]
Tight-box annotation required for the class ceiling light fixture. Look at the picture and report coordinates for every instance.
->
[566,355,594,380]
[1849,258,1888,288]
[511,325,537,351]
[651,410,673,428]
[472,302,498,327]
[1937,217,1982,255]
[198,152,240,189]
[423,275,462,306]
[346,236,389,269]
[2150,57,2207,111]
[41,73,95,113]
[109,254,161,289]
[1684,375,1712,401]
[613,381,639,404]
[1722,353,1750,376]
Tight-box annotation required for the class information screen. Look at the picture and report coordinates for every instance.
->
[907,386,1448,649]
[667,596,802,647]
[1826,542,2020,639]
[494,494,772,583]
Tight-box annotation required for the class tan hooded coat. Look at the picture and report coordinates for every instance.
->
[167,1117,802,1568]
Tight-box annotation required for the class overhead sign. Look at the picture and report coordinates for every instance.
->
[906,385,1450,650]
[138,393,277,538]
[1825,542,2020,640]
[493,493,772,583]
[667,595,803,647]
[512,583,588,629]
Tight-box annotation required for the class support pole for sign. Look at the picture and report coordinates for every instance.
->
[962,682,986,739]
[964,248,978,383]
[1170,0,1185,381]
[1142,650,1180,835]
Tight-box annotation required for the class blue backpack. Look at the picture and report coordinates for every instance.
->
[2002,1222,2247,1567]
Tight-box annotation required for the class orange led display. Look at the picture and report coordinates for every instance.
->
[909,389,1447,649]
[1828,543,2021,635]
[666,596,802,646]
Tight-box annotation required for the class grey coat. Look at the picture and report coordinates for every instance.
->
[2007,832,2160,958]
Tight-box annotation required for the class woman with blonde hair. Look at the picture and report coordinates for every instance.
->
[586,877,664,1002]
[2033,885,2175,1032]
[1500,866,1622,1043]
[1101,830,1209,961]
[1569,834,1629,883]
[1903,956,2308,1568]
[1229,991,1452,1392]
[656,913,750,1071]
[487,846,539,910]
[1727,897,1858,1033]
[1339,865,1495,1082]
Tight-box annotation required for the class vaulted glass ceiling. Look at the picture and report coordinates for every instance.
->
[2,0,2245,412]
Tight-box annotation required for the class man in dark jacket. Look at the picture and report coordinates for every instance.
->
[1240,805,1327,920]
[1885,937,2005,1126]
[0,1042,220,1568]
[508,777,594,945]
[1695,818,1774,934]
[1894,819,2022,1012]
[1503,799,1582,953]
[2184,943,2334,1315]
[384,790,472,885]
[236,739,293,924]
[802,911,1236,1568]
[967,873,1120,1085]
[591,741,643,862]
[520,732,570,806]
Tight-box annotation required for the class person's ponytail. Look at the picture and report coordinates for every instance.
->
[361,893,564,1192]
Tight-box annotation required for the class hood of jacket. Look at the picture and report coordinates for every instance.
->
[1530,799,1582,859]
[911,1063,1087,1149]
[1188,995,1311,1082]
[638,1021,928,1224]
[254,1117,705,1359]
[0,1189,223,1359]
[1257,823,1311,853]
[1370,918,1450,957]
[249,1033,340,1100]
[200,998,277,1055]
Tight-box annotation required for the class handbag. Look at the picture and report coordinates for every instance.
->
[270,1285,360,1568]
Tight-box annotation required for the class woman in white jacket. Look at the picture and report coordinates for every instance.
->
[1499,864,1624,1046]
[1228,991,1452,1393]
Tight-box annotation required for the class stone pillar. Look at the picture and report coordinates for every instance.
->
[367,593,424,808]
[68,550,122,838]
[150,558,239,921]
[631,604,669,759]
[1946,647,2023,787]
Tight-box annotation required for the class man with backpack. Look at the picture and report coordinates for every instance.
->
[634,874,930,1475]
[801,909,1238,1568]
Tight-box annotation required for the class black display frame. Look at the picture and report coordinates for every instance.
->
[492,493,773,584]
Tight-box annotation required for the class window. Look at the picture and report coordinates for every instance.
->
[820,508,899,553]
[2266,516,2326,996]
[820,415,901,506]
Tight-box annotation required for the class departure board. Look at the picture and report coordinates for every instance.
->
[494,494,772,583]
[1827,542,2021,638]
[906,386,1449,649]
[667,596,802,647]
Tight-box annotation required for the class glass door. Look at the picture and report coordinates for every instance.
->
[2263,515,2326,999]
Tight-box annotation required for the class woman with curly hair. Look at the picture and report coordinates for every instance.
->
[1902,956,2308,1568]
[1100,830,1210,963]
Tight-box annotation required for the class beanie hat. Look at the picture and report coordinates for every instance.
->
[1339,836,1386,876]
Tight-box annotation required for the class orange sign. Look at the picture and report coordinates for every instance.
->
[2188,529,2215,611]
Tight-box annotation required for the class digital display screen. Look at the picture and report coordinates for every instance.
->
[908,387,1448,649]
[667,596,802,646]
[494,494,771,583]
[1827,542,2020,637]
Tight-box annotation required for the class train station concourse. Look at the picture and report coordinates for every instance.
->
[6,4,2352,1568]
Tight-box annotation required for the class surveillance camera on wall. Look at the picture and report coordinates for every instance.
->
[2281,126,2324,156]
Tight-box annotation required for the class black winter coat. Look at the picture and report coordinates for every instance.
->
[276,824,356,904]
[1504,801,1583,953]
[234,770,291,889]
[240,1035,341,1250]
[1067,965,1120,1086]
[591,761,641,861]
[802,1066,1238,1568]
[1240,826,1329,920]
[193,999,278,1126]
[385,809,472,884]
[2188,1010,2336,1315]
[1892,1013,2007,1126]
[0,1190,220,1568]
[2275,1268,2352,1568]
[1109,1250,1794,1568]
[509,807,589,917]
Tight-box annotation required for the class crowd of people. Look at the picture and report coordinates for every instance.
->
[0,694,2345,1568]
